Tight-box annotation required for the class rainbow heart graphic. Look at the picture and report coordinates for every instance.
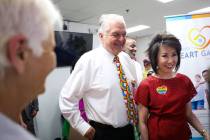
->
[156,85,167,95]
[188,26,210,50]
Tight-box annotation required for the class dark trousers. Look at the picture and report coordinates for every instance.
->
[89,121,134,140]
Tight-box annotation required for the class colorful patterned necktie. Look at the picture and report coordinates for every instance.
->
[113,56,138,125]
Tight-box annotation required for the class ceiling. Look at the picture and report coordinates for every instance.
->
[53,0,210,38]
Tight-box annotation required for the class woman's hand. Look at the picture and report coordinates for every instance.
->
[203,131,210,140]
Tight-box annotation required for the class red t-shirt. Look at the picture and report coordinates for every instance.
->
[135,73,196,140]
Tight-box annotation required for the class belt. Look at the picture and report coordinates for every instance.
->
[89,120,132,130]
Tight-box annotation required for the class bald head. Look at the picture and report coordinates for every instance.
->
[123,38,137,59]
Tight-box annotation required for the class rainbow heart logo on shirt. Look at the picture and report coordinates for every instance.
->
[156,85,167,95]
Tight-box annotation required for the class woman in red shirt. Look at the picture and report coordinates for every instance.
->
[135,33,210,140]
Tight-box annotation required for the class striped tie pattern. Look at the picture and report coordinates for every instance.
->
[113,56,138,125]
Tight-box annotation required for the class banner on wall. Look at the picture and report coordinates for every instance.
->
[166,13,210,140]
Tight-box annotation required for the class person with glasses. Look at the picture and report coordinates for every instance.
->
[59,14,140,140]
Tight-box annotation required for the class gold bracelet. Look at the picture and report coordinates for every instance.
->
[200,129,207,136]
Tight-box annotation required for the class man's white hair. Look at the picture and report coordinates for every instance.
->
[98,14,126,34]
[0,0,62,72]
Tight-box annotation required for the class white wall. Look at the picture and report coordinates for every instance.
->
[36,67,71,140]
[35,22,100,140]
[135,35,153,65]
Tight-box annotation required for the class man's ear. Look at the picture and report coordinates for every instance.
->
[7,35,28,74]
[99,32,103,38]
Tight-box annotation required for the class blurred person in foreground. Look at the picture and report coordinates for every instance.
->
[59,14,140,140]
[135,33,210,140]
[0,0,62,139]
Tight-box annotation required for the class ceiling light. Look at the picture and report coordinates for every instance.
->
[188,7,210,14]
[127,25,150,34]
[156,0,174,3]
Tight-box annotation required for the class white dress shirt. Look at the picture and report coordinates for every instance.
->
[0,113,38,140]
[59,46,142,136]
[118,51,142,85]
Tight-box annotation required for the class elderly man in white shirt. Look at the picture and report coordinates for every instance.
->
[59,14,141,140]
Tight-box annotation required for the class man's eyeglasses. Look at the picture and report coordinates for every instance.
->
[106,32,127,38]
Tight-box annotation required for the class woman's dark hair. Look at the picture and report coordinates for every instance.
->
[146,33,182,74]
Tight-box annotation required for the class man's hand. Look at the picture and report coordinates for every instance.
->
[84,127,95,140]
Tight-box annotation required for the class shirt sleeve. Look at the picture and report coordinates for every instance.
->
[185,76,197,103]
[59,54,91,136]
[135,80,150,107]
[134,61,143,85]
